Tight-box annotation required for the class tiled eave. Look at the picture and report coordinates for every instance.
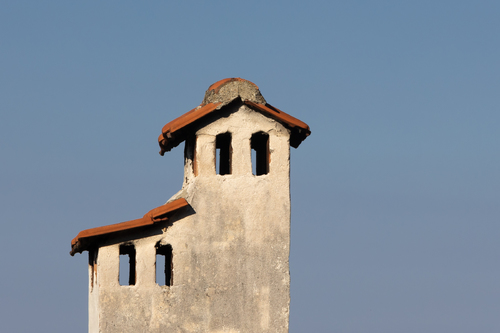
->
[158,100,311,155]
[70,198,189,256]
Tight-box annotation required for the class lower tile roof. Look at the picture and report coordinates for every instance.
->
[70,198,189,256]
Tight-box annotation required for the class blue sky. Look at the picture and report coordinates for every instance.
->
[1,1,499,332]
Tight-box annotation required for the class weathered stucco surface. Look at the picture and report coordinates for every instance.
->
[90,101,292,332]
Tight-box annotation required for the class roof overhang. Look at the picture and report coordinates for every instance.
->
[158,99,310,154]
[70,198,189,256]
[158,78,311,154]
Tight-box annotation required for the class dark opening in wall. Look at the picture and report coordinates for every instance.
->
[89,249,98,291]
[119,244,136,286]
[216,133,232,175]
[156,243,173,286]
[185,135,197,177]
[251,132,269,175]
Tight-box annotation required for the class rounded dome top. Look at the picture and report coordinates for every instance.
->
[202,78,266,106]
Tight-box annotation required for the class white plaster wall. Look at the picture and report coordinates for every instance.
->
[92,104,292,333]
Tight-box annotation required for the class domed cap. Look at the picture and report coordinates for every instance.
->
[202,78,266,106]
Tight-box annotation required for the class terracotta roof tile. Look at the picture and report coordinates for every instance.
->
[159,78,310,154]
[70,198,189,256]
[159,102,221,155]
[243,100,311,148]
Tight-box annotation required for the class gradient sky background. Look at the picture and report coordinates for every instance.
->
[1,1,499,332]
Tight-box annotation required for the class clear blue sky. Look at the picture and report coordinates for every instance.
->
[1,1,499,332]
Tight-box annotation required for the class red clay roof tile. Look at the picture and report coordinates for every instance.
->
[70,198,188,256]
[159,78,310,154]
[243,100,311,148]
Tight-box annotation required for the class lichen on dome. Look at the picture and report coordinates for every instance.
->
[202,78,266,106]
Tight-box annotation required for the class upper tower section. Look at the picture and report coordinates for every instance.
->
[158,78,310,155]
[70,78,311,333]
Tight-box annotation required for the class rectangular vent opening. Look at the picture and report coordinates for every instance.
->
[119,244,136,286]
[216,133,232,175]
[251,132,269,175]
[156,243,173,286]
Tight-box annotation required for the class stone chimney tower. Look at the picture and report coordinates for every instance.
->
[70,78,311,333]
